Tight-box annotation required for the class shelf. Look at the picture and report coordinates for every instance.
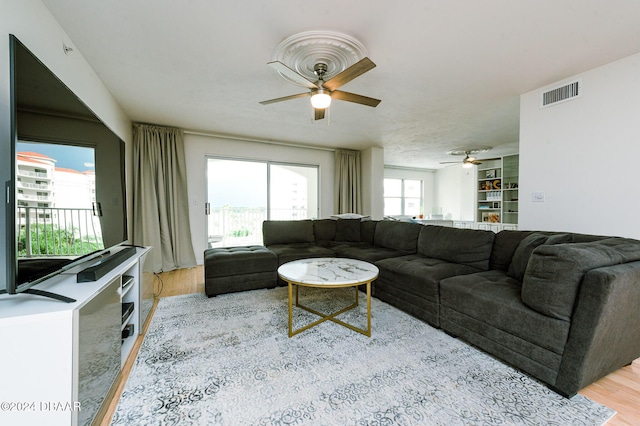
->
[122,275,135,297]
[121,302,135,328]
[121,313,134,331]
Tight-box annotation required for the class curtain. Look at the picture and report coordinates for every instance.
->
[334,149,362,214]
[132,123,196,272]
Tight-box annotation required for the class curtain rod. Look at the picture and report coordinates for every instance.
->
[183,129,336,152]
[385,165,436,172]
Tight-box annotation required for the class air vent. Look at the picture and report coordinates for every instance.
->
[540,79,582,108]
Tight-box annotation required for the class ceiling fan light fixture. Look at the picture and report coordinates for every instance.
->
[310,90,331,109]
[462,161,474,169]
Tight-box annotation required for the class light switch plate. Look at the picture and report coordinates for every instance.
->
[532,192,545,202]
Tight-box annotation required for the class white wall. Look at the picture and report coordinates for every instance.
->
[184,133,335,264]
[519,52,640,239]
[361,147,385,219]
[434,165,475,220]
[383,167,436,218]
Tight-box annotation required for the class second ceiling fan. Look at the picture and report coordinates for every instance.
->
[259,57,381,120]
[441,147,493,168]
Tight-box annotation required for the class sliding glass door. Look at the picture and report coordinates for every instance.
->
[206,158,318,248]
[269,163,318,220]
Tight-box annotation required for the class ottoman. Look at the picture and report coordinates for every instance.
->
[204,246,278,297]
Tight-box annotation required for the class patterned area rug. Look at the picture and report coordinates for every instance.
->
[111,287,615,425]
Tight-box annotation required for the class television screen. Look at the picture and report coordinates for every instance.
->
[3,35,128,299]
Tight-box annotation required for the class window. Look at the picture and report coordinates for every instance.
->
[206,158,319,247]
[384,178,422,217]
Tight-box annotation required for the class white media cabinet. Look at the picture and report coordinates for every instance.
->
[0,245,151,426]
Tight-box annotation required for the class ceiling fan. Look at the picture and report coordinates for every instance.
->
[441,148,492,168]
[259,57,381,120]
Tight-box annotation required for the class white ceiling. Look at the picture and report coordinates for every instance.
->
[41,0,640,169]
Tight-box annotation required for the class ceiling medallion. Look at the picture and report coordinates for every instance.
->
[447,146,493,156]
[271,30,369,87]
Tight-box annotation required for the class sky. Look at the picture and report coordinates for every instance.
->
[207,159,267,207]
[17,141,95,172]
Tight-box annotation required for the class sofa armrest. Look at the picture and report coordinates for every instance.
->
[554,261,640,396]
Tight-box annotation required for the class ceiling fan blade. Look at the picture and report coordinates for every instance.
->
[440,161,462,164]
[323,57,376,91]
[314,108,325,120]
[267,61,318,89]
[259,92,310,105]
[331,90,381,107]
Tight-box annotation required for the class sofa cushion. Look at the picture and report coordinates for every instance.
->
[377,254,482,301]
[204,246,277,277]
[313,219,336,243]
[508,234,574,282]
[333,245,406,263]
[360,220,377,245]
[506,233,549,281]
[490,230,535,271]
[373,220,421,254]
[268,243,335,265]
[522,237,640,321]
[440,270,571,355]
[418,226,495,270]
[335,218,361,242]
[439,270,570,374]
[545,233,574,245]
[263,220,314,246]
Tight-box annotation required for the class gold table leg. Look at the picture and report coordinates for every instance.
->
[287,280,372,338]
[288,282,293,337]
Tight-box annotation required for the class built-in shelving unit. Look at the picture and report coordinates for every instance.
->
[502,154,519,226]
[476,154,519,225]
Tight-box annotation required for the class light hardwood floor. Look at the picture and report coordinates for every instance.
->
[101,266,640,425]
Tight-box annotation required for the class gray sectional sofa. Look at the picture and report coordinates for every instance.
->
[204,218,640,397]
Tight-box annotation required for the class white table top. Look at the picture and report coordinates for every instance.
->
[277,258,378,286]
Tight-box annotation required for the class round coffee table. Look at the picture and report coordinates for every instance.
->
[277,257,379,337]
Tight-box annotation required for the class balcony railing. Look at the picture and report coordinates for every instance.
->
[18,194,52,201]
[18,170,50,179]
[207,207,311,248]
[17,207,104,257]
[18,181,50,190]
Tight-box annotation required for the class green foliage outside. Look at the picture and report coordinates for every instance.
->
[231,227,250,237]
[17,224,103,257]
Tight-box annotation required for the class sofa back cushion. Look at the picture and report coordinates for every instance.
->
[313,219,336,242]
[491,230,610,271]
[418,226,495,270]
[490,230,536,271]
[373,221,421,253]
[360,220,377,245]
[335,218,361,242]
[262,220,314,246]
[522,237,640,321]
[506,233,570,281]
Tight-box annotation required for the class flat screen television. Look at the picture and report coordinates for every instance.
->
[2,35,128,302]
